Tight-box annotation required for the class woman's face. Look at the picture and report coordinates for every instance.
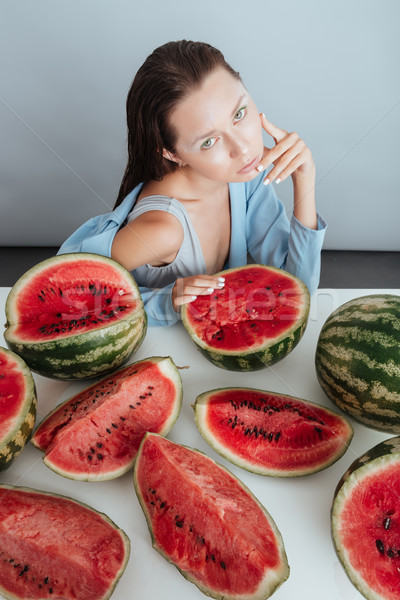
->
[166,67,264,184]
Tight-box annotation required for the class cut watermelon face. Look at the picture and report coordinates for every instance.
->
[134,433,289,600]
[181,265,310,371]
[194,388,353,476]
[4,253,147,379]
[0,485,129,600]
[32,357,182,481]
[332,437,400,600]
[0,347,36,472]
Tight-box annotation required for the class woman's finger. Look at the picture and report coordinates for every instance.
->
[264,139,307,183]
[260,113,287,144]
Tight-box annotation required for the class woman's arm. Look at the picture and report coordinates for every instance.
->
[256,114,318,230]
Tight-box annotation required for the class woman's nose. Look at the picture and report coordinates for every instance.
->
[228,134,249,159]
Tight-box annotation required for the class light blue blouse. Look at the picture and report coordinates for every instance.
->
[58,173,327,326]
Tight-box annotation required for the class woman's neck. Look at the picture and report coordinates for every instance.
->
[142,167,228,203]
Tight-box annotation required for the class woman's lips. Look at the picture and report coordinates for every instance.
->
[237,156,260,174]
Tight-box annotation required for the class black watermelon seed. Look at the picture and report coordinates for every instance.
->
[376,540,385,554]
[44,577,49,584]
[160,502,166,509]
[176,520,184,528]
[97,454,103,460]
[220,561,226,569]
[275,432,281,442]
[106,428,112,434]
[387,548,395,558]
[111,423,118,429]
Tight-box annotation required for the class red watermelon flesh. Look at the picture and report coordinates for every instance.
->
[8,255,140,342]
[0,485,129,600]
[134,433,289,600]
[336,461,400,600]
[0,352,28,443]
[186,265,305,351]
[32,357,182,480]
[195,388,353,476]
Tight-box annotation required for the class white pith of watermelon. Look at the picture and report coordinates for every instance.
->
[0,484,129,600]
[134,433,289,600]
[194,387,353,477]
[332,436,400,600]
[0,347,36,472]
[4,253,147,380]
[181,264,310,371]
[32,357,182,481]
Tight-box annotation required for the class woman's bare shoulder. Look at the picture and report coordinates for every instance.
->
[111,208,184,271]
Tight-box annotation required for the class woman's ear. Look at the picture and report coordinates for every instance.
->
[162,149,185,167]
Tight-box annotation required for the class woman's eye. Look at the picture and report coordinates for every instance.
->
[234,107,247,122]
[201,137,217,150]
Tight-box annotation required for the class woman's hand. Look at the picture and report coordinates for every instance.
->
[257,114,315,185]
[257,114,318,230]
[172,274,225,311]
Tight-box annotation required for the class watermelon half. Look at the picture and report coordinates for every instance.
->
[315,294,400,433]
[181,264,310,371]
[0,346,36,472]
[31,356,182,481]
[134,433,289,600]
[4,253,147,380]
[194,387,353,477]
[0,484,129,600]
[332,436,400,600]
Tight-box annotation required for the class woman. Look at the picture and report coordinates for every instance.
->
[59,40,326,326]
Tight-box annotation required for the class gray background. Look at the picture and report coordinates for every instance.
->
[1,0,399,250]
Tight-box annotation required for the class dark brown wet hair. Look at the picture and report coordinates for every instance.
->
[114,40,241,208]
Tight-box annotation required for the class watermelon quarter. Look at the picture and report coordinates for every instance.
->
[4,253,147,380]
[332,436,400,600]
[181,264,310,371]
[0,347,36,472]
[315,294,400,433]
[32,356,182,481]
[194,387,353,476]
[0,484,129,600]
[134,433,289,600]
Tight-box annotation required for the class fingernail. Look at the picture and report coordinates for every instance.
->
[256,164,264,172]
[207,288,214,293]
[217,282,225,287]
[218,277,225,282]
[263,178,270,186]
[191,296,197,301]
[275,178,281,184]
[261,113,266,118]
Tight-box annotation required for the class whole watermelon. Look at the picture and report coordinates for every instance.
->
[315,294,400,433]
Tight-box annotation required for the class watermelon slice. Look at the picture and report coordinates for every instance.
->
[0,485,129,600]
[194,387,353,476]
[4,253,147,380]
[332,436,400,600]
[181,264,310,371]
[134,433,290,600]
[32,357,182,481]
[0,347,36,472]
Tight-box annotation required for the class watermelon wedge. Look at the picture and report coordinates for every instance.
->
[4,253,147,380]
[332,436,400,600]
[181,264,310,371]
[0,347,36,472]
[0,485,129,600]
[194,387,353,476]
[32,356,182,481]
[134,433,290,600]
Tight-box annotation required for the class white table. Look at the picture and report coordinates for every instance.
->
[1,288,399,600]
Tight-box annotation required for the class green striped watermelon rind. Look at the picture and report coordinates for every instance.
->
[0,347,37,473]
[0,484,130,600]
[33,356,183,481]
[331,436,400,600]
[181,265,310,372]
[4,253,147,380]
[194,387,354,477]
[133,433,290,600]
[315,294,400,434]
